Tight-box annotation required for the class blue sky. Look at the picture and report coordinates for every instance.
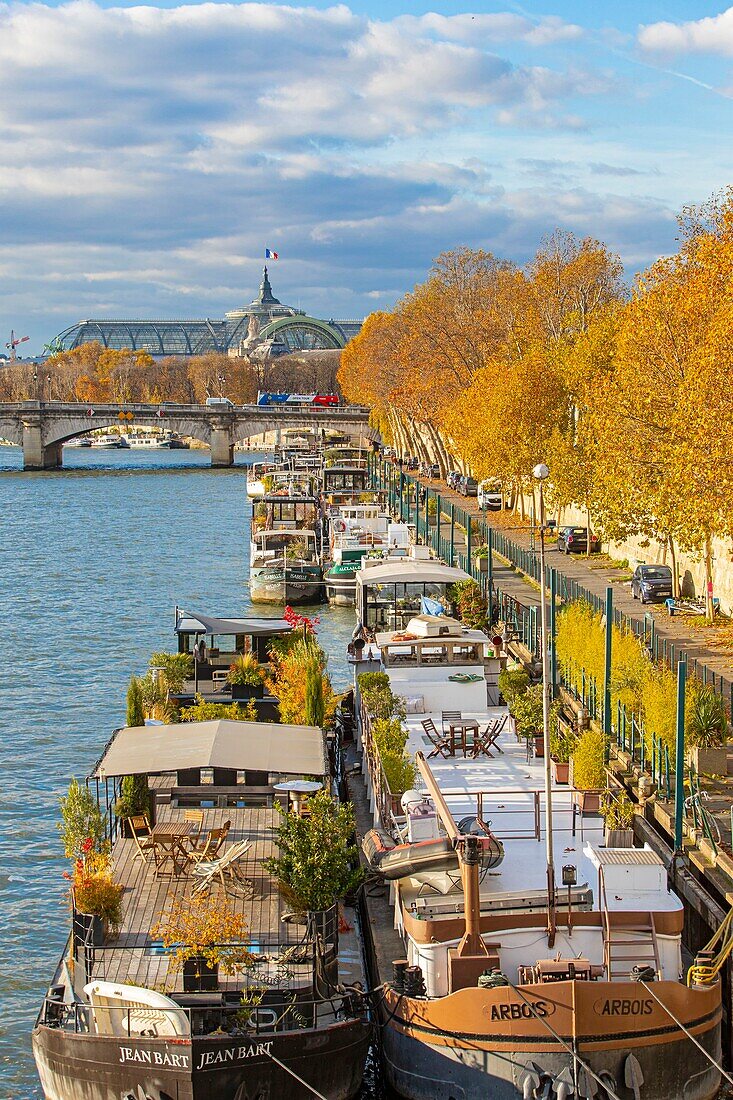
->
[2,0,733,350]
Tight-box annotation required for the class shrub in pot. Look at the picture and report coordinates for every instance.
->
[601,790,635,847]
[570,727,606,813]
[70,851,123,941]
[509,683,545,756]
[550,718,578,785]
[687,684,728,777]
[228,652,265,700]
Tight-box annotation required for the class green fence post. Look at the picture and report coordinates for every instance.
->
[604,586,613,759]
[550,568,557,697]
[487,527,494,628]
[436,494,441,551]
[466,514,473,575]
[449,503,455,565]
[674,659,687,850]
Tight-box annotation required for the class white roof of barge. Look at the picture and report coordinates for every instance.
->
[93,719,327,778]
[355,560,469,585]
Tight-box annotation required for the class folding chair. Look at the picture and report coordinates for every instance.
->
[422,718,452,759]
[190,840,253,897]
[128,815,158,867]
[472,714,509,758]
[441,711,461,735]
[183,808,205,848]
[187,820,231,865]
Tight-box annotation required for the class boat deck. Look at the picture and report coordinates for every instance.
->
[88,804,303,995]
[402,708,681,916]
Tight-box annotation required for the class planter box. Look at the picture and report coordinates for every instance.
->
[574,790,601,814]
[534,734,545,758]
[183,957,218,992]
[686,745,728,777]
[475,556,488,573]
[72,908,105,951]
[231,683,264,701]
[605,828,634,848]
[551,759,569,784]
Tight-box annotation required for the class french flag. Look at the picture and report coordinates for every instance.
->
[265,248,279,260]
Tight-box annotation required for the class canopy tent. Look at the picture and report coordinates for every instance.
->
[175,610,291,637]
[92,719,326,779]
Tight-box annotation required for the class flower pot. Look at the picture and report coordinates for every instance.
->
[576,790,601,814]
[475,556,488,573]
[533,734,545,758]
[72,908,105,950]
[231,683,264,701]
[686,745,728,778]
[183,957,218,992]
[605,828,634,848]
[551,759,569,784]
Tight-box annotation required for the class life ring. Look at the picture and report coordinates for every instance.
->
[333,518,346,533]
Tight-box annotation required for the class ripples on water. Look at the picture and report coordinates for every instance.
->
[0,447,363,1099]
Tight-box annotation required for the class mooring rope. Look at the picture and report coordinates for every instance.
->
[265,1050,330,1100]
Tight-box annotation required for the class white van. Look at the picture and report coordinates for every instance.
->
[478,480,504,510]
[205,396,234,407]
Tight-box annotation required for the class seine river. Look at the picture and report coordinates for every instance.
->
[0,446,367,1099]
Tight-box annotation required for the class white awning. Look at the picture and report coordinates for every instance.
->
[93,719,327,778]
[356,560,469,585]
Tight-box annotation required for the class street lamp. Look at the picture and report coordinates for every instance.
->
[533,461,555,945]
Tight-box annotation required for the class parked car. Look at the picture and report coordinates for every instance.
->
[426,462,440,479]
[446,470,461,489]
[631,564,673,604]
[205,396,234,407]
[458,476,478,497]
[406,456,419,471]
[478,481,504,510]
[556,526,600,554]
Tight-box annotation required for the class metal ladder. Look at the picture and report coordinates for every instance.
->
[601,868,661,980]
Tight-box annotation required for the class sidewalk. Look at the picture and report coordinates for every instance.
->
[414,470,733,695]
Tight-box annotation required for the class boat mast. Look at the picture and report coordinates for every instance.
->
[534,463,556,946]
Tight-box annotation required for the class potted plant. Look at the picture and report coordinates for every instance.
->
[263,791,363,917]
[550,716,578,784]
[474,544,489,573]
[601,790,635,847]
[228,652,265,700]
[69,850,124,946]
[687,684,729,777]
[509,683,545,757]
[114,774,153,835]
[498,667,529,708]
[570,727,606,813]
[153,894,253,992]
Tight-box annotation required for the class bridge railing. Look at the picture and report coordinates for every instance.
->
[1,401,372,417]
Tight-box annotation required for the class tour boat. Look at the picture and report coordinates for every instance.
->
[324,507,409,606]
[33,717,371,1100]
[90,434,129,449]
[353,613,724,1100]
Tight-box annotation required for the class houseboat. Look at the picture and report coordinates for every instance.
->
[321,464,369,510]
[324,507,408,606]
[250,490,323,604]
[246,460,286,499]
[354,614,724,1100]
[354,551,470,633]
[90,433,129,449]
[33,717,371,1100]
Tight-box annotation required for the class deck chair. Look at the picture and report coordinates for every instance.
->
[190,840,253,897]
[182,809,205,851]
[441,711,462,735]
[422,718,452,759]
[472,714,509,758]
[187,820,231,865]
[128,815,158,867]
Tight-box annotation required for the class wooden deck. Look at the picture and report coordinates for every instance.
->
[90,804,306,994]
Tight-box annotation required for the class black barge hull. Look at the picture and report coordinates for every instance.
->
[33,1016,371,1100]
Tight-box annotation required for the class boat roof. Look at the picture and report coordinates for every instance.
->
[175,610,291,636]
[92,719,327,779]
[356,560,469,585]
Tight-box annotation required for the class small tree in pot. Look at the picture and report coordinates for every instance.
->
[264,792,363,918]
[550,718,578,784]
[509,683,545,757]
[601,790,635,847]
[228,652,266,700]
[153,894,253,992]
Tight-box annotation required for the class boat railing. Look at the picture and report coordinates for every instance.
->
[38,990,364,1037]
[358,701,400,834]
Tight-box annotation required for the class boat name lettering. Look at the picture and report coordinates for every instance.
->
[594,998,654,1017]
[119,1047,190,1068]
[196,1042,273,1069]
[490,1001,549,1021]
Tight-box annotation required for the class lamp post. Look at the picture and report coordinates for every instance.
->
[533,462,555,945]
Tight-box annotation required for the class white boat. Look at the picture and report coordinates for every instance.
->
[324,506,406,606]
[90,434,128,449]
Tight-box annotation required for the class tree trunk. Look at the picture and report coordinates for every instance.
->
[668,535,679,598]
[704,531,714,623]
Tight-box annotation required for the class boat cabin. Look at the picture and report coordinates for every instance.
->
[322,464,369,502]
[251,528,320,565]
[355,556,470,633]
[253,494,319,532]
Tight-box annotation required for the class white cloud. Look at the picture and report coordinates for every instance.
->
[639,9,733,56]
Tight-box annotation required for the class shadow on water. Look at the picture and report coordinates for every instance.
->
[0,448,385,1098]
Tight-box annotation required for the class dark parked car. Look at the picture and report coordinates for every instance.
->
[458,476,478,497]
[406,456,419,471]
[631,564,673,604]
[556,526,600,554]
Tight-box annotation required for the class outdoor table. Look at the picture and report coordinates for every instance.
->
[449,720,479,757]
[151,820,195,876]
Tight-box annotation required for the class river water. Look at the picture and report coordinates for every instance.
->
[0,446,367,1099]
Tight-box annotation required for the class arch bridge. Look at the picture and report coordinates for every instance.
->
[0,402,373,470]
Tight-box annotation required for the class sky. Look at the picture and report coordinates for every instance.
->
[2,0,733,351]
